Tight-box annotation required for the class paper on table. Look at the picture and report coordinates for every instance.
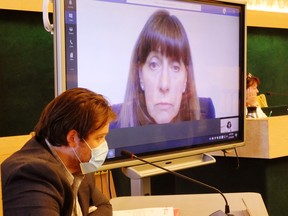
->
[113,207,175,216]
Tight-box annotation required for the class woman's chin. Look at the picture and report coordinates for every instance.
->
[154,116,174,124]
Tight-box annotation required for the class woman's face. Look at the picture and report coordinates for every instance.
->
[139,51,187,124]
[246,82,259,106]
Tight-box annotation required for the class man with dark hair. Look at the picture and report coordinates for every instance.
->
[1,88,117,216]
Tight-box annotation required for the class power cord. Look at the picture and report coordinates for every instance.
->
[43,0,54,34]
[222,148,240,170]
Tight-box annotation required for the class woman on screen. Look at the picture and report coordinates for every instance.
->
[113,10,202,128]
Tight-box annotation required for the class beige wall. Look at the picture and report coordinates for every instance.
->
[247,10,288,29]
[0,0,53,12]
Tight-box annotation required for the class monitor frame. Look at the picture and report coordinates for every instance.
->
[51,0,247,171]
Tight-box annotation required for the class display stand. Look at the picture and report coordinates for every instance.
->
[121,153,216,196]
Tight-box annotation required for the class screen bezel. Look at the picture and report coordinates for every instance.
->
[53,0,247,171]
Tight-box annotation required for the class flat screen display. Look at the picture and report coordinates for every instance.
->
[53,0,246,170]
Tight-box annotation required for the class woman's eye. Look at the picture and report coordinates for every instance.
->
[149,61,159,70]
[171,64,180,72]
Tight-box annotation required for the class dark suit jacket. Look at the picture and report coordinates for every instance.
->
[198,97,215,119]
[1,137,112,216]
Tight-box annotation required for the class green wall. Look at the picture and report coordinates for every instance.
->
[247,27,288,106]
[0,10,54,136]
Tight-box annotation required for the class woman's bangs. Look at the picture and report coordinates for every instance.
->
[152,32,188,62]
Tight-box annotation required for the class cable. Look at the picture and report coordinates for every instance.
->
[233,148,240,170]
[108,170,113,199]
[42,0,54,34]
[99,171,104,193]
[222,148,240,170]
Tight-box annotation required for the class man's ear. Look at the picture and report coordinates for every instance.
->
[66,130,79,147]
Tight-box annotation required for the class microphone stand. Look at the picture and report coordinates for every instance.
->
[265,92,288,97]
[121,150,233,215]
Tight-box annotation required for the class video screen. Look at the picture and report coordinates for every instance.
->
[61,0,245,162]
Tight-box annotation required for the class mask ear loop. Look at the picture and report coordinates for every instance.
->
[71,147,83,163]
[82,138,93,151]
[73,138,93,163]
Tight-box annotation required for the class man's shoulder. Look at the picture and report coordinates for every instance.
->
[1,138,59,178]
[3,137,50,162]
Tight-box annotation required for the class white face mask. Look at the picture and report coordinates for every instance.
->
[73,139,108,174]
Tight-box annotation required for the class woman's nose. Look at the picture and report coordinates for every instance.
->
[158,66,170,92]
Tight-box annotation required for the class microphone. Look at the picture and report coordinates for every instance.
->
[121,150,233,216]
[265,91,288,96]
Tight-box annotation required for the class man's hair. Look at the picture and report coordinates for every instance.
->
[35,88,116,146]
